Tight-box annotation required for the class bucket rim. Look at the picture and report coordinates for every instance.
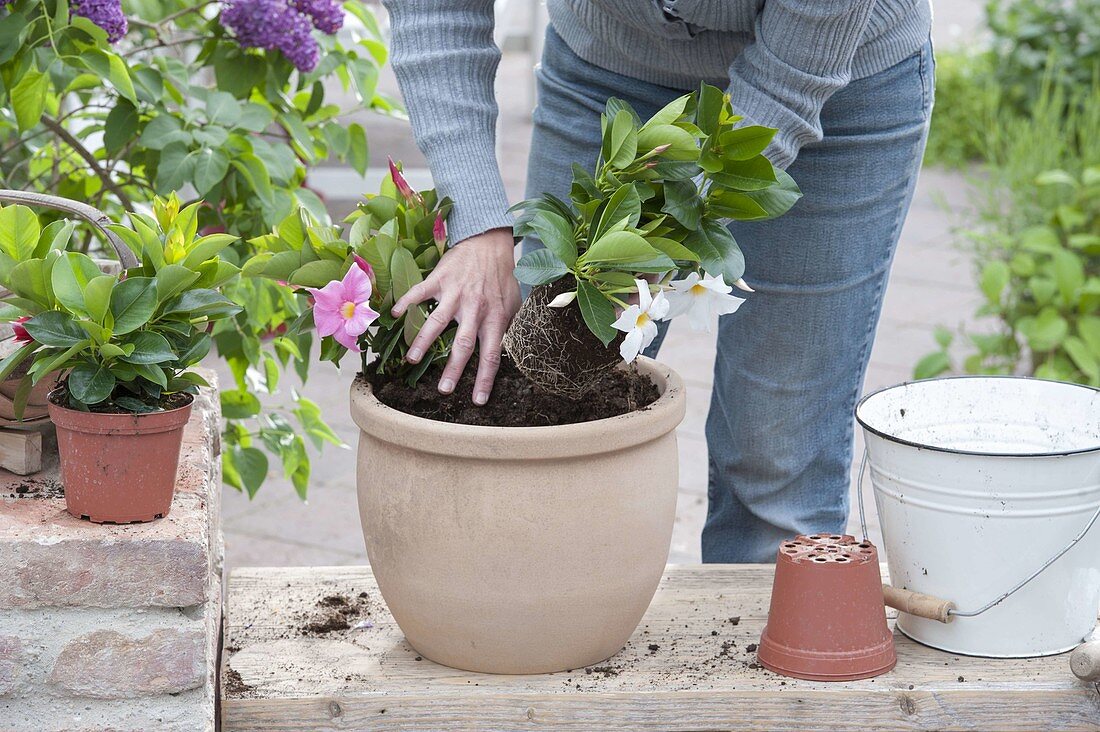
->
[856,375,1100,458]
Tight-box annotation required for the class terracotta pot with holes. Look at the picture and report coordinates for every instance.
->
[47,391,193,523]
[758,534,896,681]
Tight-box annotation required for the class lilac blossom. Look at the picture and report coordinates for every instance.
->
[71,0,128,43]
[292,0,343,34]
[220,0,344,72]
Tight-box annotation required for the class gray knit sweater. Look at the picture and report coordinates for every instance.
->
[382,0,933,246]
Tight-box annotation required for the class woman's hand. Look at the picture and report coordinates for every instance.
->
[391,228,520,405]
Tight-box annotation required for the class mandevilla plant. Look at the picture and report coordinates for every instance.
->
[0,0,396,496]
[917,166,1100,385]
[505,83,801,396]
[0,194,241,412]
[245,160,454,382]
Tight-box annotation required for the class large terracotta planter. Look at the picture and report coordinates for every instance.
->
[47,392,193,523]
[350,357,685,674]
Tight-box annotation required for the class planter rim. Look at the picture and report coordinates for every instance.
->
[47,389,194,436]
[350,356,686,460]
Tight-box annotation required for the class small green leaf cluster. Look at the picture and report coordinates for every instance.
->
[511,83,801,345]
[0,194,241,412]
[245,165,454,385]
[916,167,1100,384]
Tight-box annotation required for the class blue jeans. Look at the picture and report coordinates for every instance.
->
[524,28,934,563]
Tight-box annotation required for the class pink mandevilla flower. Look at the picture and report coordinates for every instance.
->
[306,265,379,352]
[388,157,420,205]
[11,316,32,344]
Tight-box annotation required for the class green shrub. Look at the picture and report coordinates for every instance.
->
[916,87,1100,385]
[922,49,1000,169]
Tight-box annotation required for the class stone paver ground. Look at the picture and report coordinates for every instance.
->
[221,2,986,570]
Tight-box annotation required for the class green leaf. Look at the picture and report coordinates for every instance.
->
[1064,337,1099,382]
[979,260,1011,303]
[661,179,703,230]
[528,212,578,267]
[1051,249,1085,304]
[221,389,261,419]
[110,277,158,334]
[51,252,103,314]
[738,169,803,220]
[708,191,770,220]
[156,142,196,195]
[119,331,176,365]
[710,155,778,191]
[577,280,618,347]
[0,342,36,383]
[67,362,115,405]
[605,109,638,168]
[644,94,690,128]
[1080,316,1100,358]
[719,126,776,160]
[647,236,700,262]
[139,115,188,151]
[232,446,269,498]
[695,83,725,136]
[82,49,136,103]
[0,204,41,260]
[684,219,745,284]
[192,148,230,195]
[389,246,423,301]
[214,49,265,99]
[584,231,663,264]
[104,101,138,155]
[11,69,49,131]
[83,274,117,324]
[347,123,369,175]
[287,259,346,288]
[513,249,570,286]
[1018,307,1069,353]
[913,351,951,380]
[594,184,642,242]
[155,265,201,304]
[636,124,698,161]
[162,289,240,318]
[206,91,242,127]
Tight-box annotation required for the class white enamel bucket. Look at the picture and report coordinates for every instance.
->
[856,376,1100,657]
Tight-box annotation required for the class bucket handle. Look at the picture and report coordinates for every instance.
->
[858,449,1100,622]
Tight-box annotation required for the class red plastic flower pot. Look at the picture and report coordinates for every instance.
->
[758,534,896,681]
[47,393,193,524]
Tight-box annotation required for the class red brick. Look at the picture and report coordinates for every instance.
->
[49,628,204,699]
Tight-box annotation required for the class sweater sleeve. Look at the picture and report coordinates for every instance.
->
[382,0,514,245]
[722,0,878,169]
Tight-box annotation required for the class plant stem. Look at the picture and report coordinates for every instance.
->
[39,115,134,213]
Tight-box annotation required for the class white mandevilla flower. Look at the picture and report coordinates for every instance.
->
[665,272,746,332]
[612,279,670,363]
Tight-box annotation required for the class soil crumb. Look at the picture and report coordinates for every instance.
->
[298,593,372,635]
[223,666,252,695]
[368,355,660,427]
[6,478,64,500]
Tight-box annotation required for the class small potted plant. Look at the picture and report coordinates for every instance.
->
[0,194,241,523]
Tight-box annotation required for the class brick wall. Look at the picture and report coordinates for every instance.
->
[0,372,222,732]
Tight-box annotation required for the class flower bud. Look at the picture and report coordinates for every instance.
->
[733,277,755,293]
[12,316,32,344]
[433,214,447,251]
[353,254,375,284]
[388,157,420,205]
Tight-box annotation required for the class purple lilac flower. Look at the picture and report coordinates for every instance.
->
[220,0,343,73]
[71,0,128,43]
[292,0,343,34]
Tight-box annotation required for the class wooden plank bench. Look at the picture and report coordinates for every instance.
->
[221,565,1100,731]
